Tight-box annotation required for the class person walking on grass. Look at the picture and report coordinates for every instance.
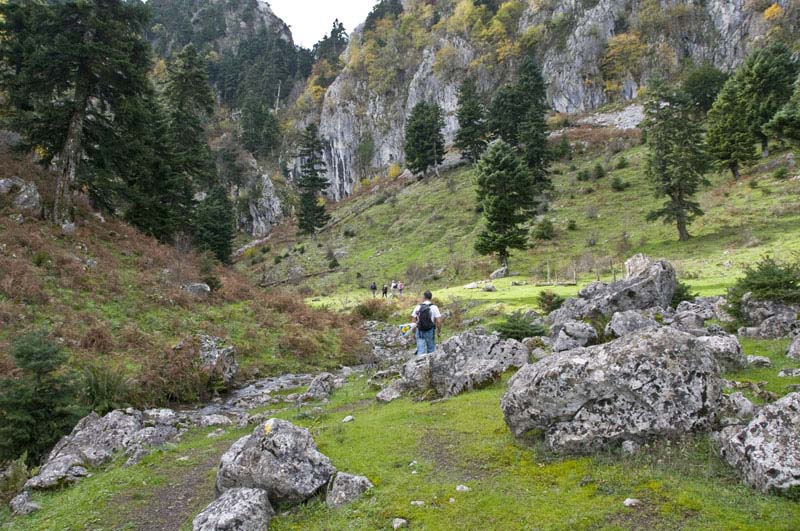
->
[382,284,388,298]
[370,281,377,298]
[398,281,404,298]
[411,290,442,355]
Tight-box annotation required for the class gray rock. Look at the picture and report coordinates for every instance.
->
[738,293,800,339]
[326,472,373,508]
[778,368,800,378]
[196,336,239,386]
[342,416,354,423]
[490,266,508,280]
[695,334,747,372]
[604,310,659,338]
[747,355,772,368]
[10,491,41,516]
[215,419,336,505]
[787,336,800,360]
[143,408,180,426]
[24,454,88,490]
[464,282,480,289]
[300,372,336,402]
[393,518,409,529]
[501,327,722,453]
[193,487,273,531]
[195,414,234,428]
[482,284,497,293]
[671,311,707,333]
[719,392,757,427]
[362,321,415,365]
[548,256,676,326]
[676,300,716,321]
[0,176,40,212]
[183,283,211,299]
[551,320,598,352]
[376,380,404,403]
[715,392,800,495]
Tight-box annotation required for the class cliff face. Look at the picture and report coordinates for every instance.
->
[307,0,786,201]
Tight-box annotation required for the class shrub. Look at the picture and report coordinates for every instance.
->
[343,228,357,238]
[592,163,606,179]
[352,298,393,321]
[671,280,698,309]
[532,218,555,240]
[494,312,547,341]
[260,245,271,254]
[567,219,577,231]
[773,167,788,180]
[199,252,222,292]
[0,330,85,466]
[577,169,592,181]
[727,256,800,322]
[137,338,221,405]
[80,363,132,414]
[274,255,283,264]
[615,156,629,169]
[328,257,340,269]
[0,453,28,504]
[537,290,565,314]
[748,180,759,189]
[32,250,50,267]
[611,176,631,191]
[387,163,403,179]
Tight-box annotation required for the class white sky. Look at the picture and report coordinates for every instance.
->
[267,0,378,48]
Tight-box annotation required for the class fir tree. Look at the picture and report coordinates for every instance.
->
[766,72,800,144]
[643,84,710,242]
[0,331,85,466]
[193,186,235,264]
[737,41,798,157]
[681,62,728,115]
[0,0,151,224]
[455,78,488,163]
[404,101,445,176]
[474,140,538,267]
[297,124,330,234]
[707,77,758,180]
[488,54,548,149]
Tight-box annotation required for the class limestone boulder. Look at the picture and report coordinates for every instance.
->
[196,336,239,386]
[326,473,373,508]
[695,334,747,372]
[604,310,660,338]
[788,335,800,361]
[215,419,336,505]
[551,320,598,352]
[193,487,273,531]
[300,372,336,402]
[501,327,722,453]
[715,393,800,495]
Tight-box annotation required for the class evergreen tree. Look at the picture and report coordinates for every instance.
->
[163,43,216,188]
[707,77,758,180]
[737,41,798,157]
[474,140,538,267]
[488,54,548,148]
[455,78,488,163]
[643,84,710,242]
[0,331,85,466]
[241,96,281,158]
[766,72,800,144]
[681,62,728,115]
[193,186,235,264]
[404,101,445,176]
[313,19,348,64]
[488,85,524,145]
[518,98,551,189]
[0,0,151,224]
[297,124,330,234]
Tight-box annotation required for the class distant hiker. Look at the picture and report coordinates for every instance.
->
[370,281,377,298]
[391,280,398,298]
[398,281,404,298]
[382,284,388,298]
[411,290,442,355]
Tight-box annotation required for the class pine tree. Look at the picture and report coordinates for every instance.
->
[488,85,524,145]
[404,101,445,176]
[737,41,798,157]
[455,78,487,163]
[707,77,758,180]
[681,62,728,115]
[474,140,537,267]
[297,124,330,234]
[488,54,548,148]
[766,72,800,144]
[193,186,236,264]
[0,331,85,466]
[0,0,151,224]
[518,99,551,189]
[643,84,710,242]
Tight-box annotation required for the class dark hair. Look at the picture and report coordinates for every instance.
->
[424,290,432,300]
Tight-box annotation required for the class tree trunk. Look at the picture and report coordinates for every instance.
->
[677,218,690,242]
[729,161,740,180]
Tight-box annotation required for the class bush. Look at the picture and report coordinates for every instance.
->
[611,176,631,191]
[0,453,28,504]
[532,218,555,240]
[343,228,357,238]
[615,156,629,169]
[352,299,393,321]
[567,219,577,231]
[274,255,283,264]
[773,167,789,180]
[671,281,698,309]
[727,257,800,322]
[328,257,340,269]
[592,163,606,179]
[0,330,86,466]
[260,245,271,254]
[577,169,591,181]
[387,163,403,179]
[80,363,132,414]
[494,312,547,341]
[199,252,222,292]
[32,250,50,267]
[537,290,565,314]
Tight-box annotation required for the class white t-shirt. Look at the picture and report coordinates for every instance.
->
[411,302,442,322]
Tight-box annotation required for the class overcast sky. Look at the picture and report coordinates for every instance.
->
[267,0,377,48]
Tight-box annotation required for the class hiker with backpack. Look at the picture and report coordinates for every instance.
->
[370,281,377,298]
[411,290,442,354]
[382,284,388,298]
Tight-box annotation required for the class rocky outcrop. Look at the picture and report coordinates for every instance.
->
[215,419,336,504]
[362,321,416,365]
[551,320,598,352]
[788,336,800,360]
[548,255,676,326]
[604,310,659,338]
[326,473,373,508]
[501,327,722,453]
[191,335,239,386]
[299,373,337,402]
[738,293,800,339]
[0,176,40,212]
[10,491,40,516]
[695,334,747,372]
[715,393,800,496]
[235,153,283,237]
[193,487,274,531]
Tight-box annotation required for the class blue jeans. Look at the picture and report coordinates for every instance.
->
[416,328,436,355]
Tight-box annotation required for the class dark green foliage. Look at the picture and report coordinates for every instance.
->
[592,163,606,179]
[671,281,698,309]
[79,363,131,415]
[0,453,28,504]
[355,134,375,179]
[552,135,573,161]
[364,0,404,32]
[611,176,631,191]
[0,0,152,222]
[577,169,591,181]
[313,19,348,65]
[297,124,330,234]
[193,187,235,264]
[488,86,523,145]
[727,257,800,322]
[404,102,445,176]
[567,219,577,231]
[0,331,85,466]
[532,218,555,240]
[615,156,629,170]
[766,72,800,144]
[328,257,340,269]
[681,62,728,115]
[707,76,758,179]
[643,83,710,241]
[536,290,564,314]
[475,140,538,267]
[241,97,281,158]
[455,78,488,163]
[199,252,222,292]
[495,312,547,341]
[737,41,798,155]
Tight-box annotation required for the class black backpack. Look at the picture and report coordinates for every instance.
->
[417,303,434,331]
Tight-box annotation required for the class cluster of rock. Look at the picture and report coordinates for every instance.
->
[194,419,372,530]
[0,176,40,213]
[374,331,529,402]
[738,293,800,339]
[362,320,416,366]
